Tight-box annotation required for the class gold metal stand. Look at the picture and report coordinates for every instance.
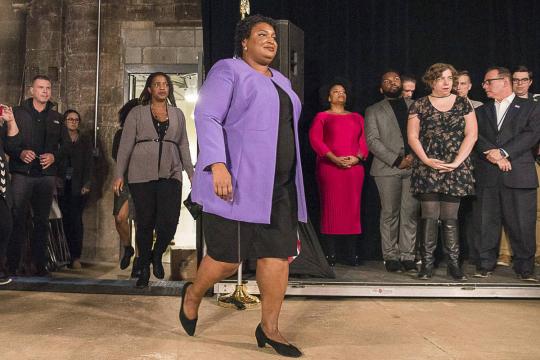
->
[217,262,260,309]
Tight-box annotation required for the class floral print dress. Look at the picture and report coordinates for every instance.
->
[409,96,475,197]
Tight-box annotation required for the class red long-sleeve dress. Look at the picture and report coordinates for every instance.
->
[309,112,369,234]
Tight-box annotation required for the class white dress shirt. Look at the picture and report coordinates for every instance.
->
[495,92,515,130]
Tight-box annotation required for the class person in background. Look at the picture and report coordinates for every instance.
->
[365,71,418,273]
[58,110,94,269]
[473,66,540,282]
[7,75,65,276]
[497,65,540,267]
[112,99,139,273]
[408,63,477,281]
[309,80,368,267]
[455,70,483,108]
[401,74,417,99]
[114,72,193,288]
[181,15,306,357]
[0,104,20,284]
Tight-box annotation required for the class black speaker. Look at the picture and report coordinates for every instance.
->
[271,20,304,103]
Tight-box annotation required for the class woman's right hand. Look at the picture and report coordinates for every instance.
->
[211,163,233,202]
[326,152,350,168]
[113,178,124,196]
[424,158,452,171]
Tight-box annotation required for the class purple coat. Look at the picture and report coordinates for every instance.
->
[191,58,307,224]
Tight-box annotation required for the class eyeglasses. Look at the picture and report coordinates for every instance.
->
[512,78,530,84]
[481,77,504,86]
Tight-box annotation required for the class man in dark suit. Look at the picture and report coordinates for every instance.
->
[473,66,540,281]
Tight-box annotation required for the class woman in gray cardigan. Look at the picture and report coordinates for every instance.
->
[113,72,194,288]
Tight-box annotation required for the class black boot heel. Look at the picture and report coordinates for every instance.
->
[135,266,150,288]
[255,323,302,357]
[179,282,198,336]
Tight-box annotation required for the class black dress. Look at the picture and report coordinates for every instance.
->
[203,82,298,263]
[409,96,475,197]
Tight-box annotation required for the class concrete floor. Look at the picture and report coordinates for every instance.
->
[1,291,539,360]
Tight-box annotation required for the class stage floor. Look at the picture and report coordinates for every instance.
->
[215,261,540,299]
[2,261,539,298]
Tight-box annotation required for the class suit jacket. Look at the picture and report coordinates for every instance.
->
[365,97,413,177]
[191,58,307,224]
[474,95,540,188]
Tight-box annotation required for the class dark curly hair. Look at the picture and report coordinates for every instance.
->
[234,14,277,57]
[118,98,140,127]
[422,63,457,89]
[319,78,352,110]
[138,72,176,107]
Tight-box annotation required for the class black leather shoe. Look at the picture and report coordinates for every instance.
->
[417,265,433,279]
[518,272,538,282]
[401,260,418,273]
[120,246,134,270]
[255,323,302,358]
[135,266,150,288]
[179,281,198,336]
[325,255,336,267]
[384,260,401,272]
[152,251,165,279]
[347,255,361,267]
[447,263,467,281]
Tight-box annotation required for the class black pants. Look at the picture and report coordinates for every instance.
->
[129,178,181,268]
[0,198,13,264]
[473,185,537,274]
[59,182,88,260]
[8,174,55,271]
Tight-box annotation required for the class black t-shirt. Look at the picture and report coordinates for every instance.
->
[388,97,411,155]
[152,114,169,172]
[29,104,49,176]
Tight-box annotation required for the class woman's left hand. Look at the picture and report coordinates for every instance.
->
[343,156,360,167]
[439,162,459,173]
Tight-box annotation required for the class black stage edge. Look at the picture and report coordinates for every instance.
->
[4,262,536,298]
[0,277,186,296]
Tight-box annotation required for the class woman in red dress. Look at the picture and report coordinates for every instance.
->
[309,81,368,266]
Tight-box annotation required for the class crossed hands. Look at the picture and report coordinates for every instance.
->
[484,149,512,172]
[329,153,365,168]
[424,158,458,173]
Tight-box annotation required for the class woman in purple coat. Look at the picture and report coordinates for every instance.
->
[179,15,306,357]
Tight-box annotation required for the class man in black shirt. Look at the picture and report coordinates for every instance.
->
[7,75,64,275]
[365,71,418,273]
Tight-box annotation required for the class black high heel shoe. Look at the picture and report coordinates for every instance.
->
[255,323,302,358]
[179,281,198,336]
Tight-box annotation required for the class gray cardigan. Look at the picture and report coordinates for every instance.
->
[115,104,194,184]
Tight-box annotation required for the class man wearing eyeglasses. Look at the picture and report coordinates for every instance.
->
[6,75,65,277]
[498,66,540,269]
[473,66,540,282]
[512,65,539,101]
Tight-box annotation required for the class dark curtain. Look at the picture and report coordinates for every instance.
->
[202,0,540,260]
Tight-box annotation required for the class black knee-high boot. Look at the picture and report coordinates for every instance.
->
[418,218,439,279]
[442,219,467,281]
